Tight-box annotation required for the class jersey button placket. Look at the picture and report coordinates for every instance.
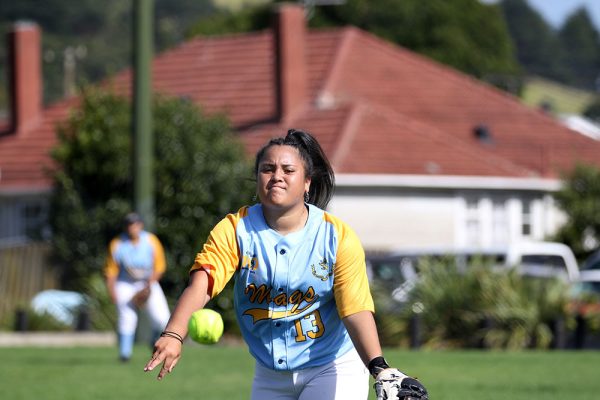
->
[272,244,289,369]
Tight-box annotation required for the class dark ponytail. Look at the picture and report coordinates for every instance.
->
[254,129,335,209]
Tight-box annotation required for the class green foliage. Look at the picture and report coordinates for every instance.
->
[1,306,71,331]
[50,89,132,289]
[83,274,117,330]
[3,0,600,114]
[397,258,570,350]
[583,96,600,122]
[371,281,409,347]
[499,0,568,83]
[558,8,600,90]
[186,4,272,37]
[500,0,600,91]
[187,0,519,81]
[553,164,600,260]
[0,0,216,106]
[479,270,569,349]
[49,88,254,331]
[317,0,519,79]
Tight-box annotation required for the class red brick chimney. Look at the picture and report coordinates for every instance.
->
[273,4,307,122]
[8,21,42,133]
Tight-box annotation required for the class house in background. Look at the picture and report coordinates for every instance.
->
[2,4,600,254]
[0,21,63,246]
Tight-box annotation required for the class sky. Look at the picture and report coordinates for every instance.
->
[482,0,600,29]
[526,0,600,29]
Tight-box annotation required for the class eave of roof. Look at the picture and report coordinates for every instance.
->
[335,173,562,191]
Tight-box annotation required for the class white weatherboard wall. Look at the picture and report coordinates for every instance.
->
[329,194,457,251]
[330,174,566,253]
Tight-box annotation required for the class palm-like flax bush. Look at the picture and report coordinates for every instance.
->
[404,257,571,349]
[371,279,410,346]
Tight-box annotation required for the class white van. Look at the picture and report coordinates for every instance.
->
[367,241,580,304]
[505,241,579,282]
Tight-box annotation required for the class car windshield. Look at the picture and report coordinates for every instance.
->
[520,254,569,279]
[582,254,600,270]
[370,258,414,284]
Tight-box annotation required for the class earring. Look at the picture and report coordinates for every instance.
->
[304,192,309,203]
[252,194,257,202]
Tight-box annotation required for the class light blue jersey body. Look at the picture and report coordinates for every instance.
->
[192,204,374,371]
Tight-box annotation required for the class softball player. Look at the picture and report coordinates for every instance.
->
[144,130,428,400]
[105,213,171,362]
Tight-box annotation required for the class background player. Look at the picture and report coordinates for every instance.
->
[144,129,428,399]
[105,212,171,362]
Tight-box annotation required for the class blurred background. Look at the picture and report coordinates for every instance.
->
[1,0,600,351]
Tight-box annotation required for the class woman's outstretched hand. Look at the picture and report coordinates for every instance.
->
[144,334,183,380]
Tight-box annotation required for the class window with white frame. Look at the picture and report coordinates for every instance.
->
[522,199,533,237]
[0,196,50,244]
[492,199,508,245]
[465,198,481,246]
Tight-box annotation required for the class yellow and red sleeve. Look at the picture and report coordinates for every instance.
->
[190,207,248,298]
[326,213,375,318]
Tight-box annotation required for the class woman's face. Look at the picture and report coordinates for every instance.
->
[126,221,143,240]
[256,145,311,211]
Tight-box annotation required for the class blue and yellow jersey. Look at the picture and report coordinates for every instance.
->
[191,203,374,371]
[105,231,166,281]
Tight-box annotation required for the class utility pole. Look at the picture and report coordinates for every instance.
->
[133,0,154,229]
[63,45,86,98]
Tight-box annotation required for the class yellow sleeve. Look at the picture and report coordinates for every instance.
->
[190,207,247,298]
[104,238,120,278]
[148,233,167,274]
[326,213,375,318]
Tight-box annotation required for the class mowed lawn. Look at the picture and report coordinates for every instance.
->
[2,343,600,400]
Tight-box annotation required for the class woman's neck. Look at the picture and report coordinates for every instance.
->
[263,204,308,235]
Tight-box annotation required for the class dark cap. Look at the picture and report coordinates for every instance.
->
[123,212,143,226]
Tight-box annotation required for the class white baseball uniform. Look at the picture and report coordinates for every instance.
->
[105,230,170,359]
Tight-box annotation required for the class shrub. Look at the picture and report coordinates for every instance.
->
[383,257,573,349]
[49,88,254,332]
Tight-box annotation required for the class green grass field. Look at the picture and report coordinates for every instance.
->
[2,343,600,399]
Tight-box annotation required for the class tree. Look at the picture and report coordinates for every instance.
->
[583,96,600,122]
[313,0,519,79]
[0,0,216,106]
[558,8,600,90]
[188,0,519,81]
[553,164,600,261]
[186,2,272,37]
[49,88,254,294]
[499,0,568,83]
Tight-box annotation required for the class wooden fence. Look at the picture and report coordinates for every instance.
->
[0,243,59,324]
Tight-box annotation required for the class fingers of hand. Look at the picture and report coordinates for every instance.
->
[144,337,176,370]
[144,351,163,372]
[167,357,180,373]
[144,349,181,381]
[157,364,170,380]
[156,356,180,380]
